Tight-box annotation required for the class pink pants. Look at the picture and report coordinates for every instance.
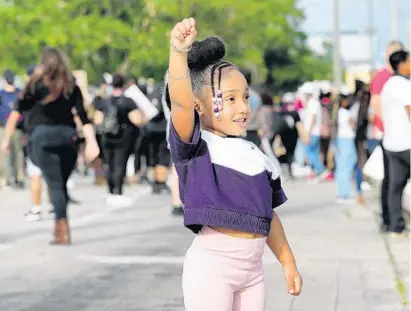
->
[183,226,267,311]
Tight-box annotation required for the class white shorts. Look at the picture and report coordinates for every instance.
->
[27,159,42,177]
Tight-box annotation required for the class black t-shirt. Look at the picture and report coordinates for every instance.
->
[97,95,137,148]
[96,95,136,126]
[272,111,300,138]
[15,83,90,133]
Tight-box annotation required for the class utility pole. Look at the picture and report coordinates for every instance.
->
[332,0,342,90]
[368,0,374,72]
[391,0,398,40]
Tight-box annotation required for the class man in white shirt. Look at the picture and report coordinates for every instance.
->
[301,84,331,180]
[380,50,410,236]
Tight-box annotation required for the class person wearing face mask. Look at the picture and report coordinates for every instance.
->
[1,47,100,245]
[166,18,302,311]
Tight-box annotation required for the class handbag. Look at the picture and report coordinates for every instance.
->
[363,145,384,181]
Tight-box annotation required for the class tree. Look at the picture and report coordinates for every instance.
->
[0,0,331,87]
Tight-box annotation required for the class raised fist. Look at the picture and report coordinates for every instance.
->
[170,17,197,51]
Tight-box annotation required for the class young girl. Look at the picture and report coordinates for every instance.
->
[333,92,358,203]
[166,18,302,310]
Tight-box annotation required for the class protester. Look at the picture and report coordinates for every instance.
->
[95,73,145,207]
[369,41,404,232]
[1,47,100,244]
[166,18,302,310]
[0,70,25,188]
[380,50,410,236]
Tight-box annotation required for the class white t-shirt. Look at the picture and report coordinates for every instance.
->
[303,97,322,136]
[381,75,411,152]
[337,107,356,138]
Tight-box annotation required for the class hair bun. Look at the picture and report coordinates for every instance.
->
[188,36,226,71]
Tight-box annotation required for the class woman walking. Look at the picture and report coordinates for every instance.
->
[2,48,99,244]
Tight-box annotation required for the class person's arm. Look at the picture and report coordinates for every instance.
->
[168,18,197,143]
[72,86,97,146]
[93,110,104,126]
[293,111,309,144]
[306,101,319,135]
[370,94,381,117]
[266,211,302,295]
[267,211,296,265]
[125,97,146,126]
[1,111,21,152]
[406,106,410,119]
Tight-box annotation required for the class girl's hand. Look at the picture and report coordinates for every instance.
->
[170,18,197,51]
[282,262,303,296]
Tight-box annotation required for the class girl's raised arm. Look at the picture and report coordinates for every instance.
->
[168,17,198,143]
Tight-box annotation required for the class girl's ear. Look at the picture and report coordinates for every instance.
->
[194,96,205,116]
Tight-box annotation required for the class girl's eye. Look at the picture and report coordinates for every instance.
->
[244,94,250,100]
[225,97,235,103]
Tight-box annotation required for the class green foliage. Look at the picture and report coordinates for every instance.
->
[0,0,331,90]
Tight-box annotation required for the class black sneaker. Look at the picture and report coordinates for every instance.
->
[152,183,161,194]
[171,206,184,216]
[68,196,80,205]
[380,224,389,233]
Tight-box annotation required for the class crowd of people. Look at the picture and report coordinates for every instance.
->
[0,42,408,243]
[0,14,409,310]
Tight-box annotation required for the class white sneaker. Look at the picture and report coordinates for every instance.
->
[106,194,134,207]
[106,194,117,205]
[361,181,372,192]
[24,210,41,222]
[114,195,134,207]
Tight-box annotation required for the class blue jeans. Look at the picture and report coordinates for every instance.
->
[355,163,362,194]
[368,139,380,154]
[304,135,325,174]
[294,139,305,166]
[334,137,357,198]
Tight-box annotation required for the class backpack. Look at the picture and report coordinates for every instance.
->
[101,97,124,140]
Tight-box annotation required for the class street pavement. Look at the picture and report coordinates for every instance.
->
[0,176,409,311]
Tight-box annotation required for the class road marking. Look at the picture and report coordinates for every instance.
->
[79,254,279,265]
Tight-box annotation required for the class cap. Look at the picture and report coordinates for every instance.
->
[3,69,15,84]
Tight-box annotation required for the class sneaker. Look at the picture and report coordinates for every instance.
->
[323,172,334,181]
[107,194,134,207]
[387,231,409,239]
[24,210,41,222]
[171,206,184,216]
[106,194,117,205]
[361,181,372,192]
[380,224,389,233]
[152,182,171,194]
[115,195,134,207]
